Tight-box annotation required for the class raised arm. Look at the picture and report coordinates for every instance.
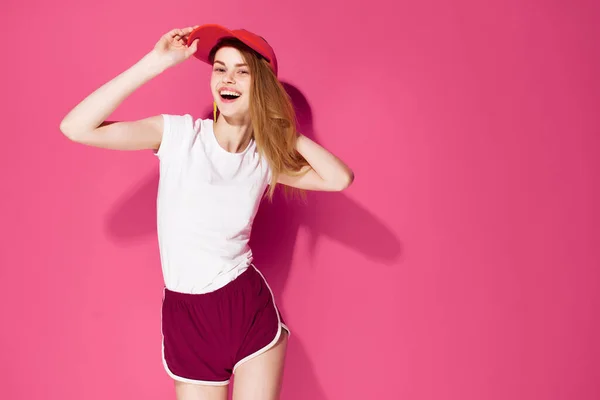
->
[277,134,354,191]
[59,27,199,150]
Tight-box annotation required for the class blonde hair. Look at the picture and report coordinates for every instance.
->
[209,38,308,199]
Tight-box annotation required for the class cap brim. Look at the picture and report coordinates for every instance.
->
[186,24,237,66]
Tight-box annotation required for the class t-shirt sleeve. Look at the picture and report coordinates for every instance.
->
[154,114,195,160]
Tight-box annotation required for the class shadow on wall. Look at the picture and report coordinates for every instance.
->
[104,81,402,400]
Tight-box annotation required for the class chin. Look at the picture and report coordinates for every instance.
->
[218,106,250,120]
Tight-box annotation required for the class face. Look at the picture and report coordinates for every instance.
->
[211,46,252,120]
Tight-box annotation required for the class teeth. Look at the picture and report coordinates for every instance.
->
[220,90,241,97]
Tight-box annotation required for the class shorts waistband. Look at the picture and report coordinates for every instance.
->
[163,265,257,302]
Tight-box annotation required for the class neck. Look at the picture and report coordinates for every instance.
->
[213,114,253,153]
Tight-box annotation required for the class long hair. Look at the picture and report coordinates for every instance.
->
[209,38,309,200]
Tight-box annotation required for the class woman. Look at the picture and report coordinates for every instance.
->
[60,24,354,400]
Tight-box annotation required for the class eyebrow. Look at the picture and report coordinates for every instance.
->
[214,60,248,67]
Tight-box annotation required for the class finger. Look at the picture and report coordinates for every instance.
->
[186,39,199,56]
[184,25,199,40]
[182,26,197,37]
[165,28,184,39]
[164,28,179,37]
[183,32,196,44]
[176,26,194,40]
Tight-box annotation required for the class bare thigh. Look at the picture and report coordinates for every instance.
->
[232,329,289,400]
[174,380,228,400]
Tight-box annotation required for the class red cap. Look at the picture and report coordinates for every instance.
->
[186,24,278,76]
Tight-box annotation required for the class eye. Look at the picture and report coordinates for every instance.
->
[214,67,226,72]
[238,69,249,75]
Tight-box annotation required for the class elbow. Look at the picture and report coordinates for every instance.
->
[59,119,82,142]
[59,119,74,139]
[333,169,354,191]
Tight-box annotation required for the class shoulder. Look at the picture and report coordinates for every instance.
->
[155,114,209,159]
[161,114,206,134]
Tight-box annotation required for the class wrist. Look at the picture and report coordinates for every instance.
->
[136,50,170,78]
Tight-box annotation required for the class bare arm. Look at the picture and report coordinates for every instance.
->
[59,27,199,150]
[277,134,354,191]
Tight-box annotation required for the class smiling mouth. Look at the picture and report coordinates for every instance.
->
[220,90,241,101]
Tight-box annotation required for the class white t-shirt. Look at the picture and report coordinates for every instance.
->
[154,114,272,294]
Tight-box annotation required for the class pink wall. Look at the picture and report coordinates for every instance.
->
[1,0,599,399]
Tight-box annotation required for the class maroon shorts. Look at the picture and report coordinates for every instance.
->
[160,265,289,385]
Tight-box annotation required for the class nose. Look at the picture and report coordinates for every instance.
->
[221,70,236,84]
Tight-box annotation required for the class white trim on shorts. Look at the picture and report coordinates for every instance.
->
[160,288,231,386]
[232,264,290,374]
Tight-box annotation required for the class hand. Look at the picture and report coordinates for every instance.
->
[151,26,199,69]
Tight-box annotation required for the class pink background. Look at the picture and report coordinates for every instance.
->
[1,0,599,399]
